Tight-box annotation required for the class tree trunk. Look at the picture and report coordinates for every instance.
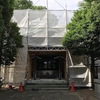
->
[91,56,95,88]
[4,65,6,83]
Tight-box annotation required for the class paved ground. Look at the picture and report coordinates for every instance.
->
[0,89,82,100]
[0,88,99,100]
[76,88,100,100]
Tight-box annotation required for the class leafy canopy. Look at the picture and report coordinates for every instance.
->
[62,0,100,85]
[14,0,46,10]
[0,0,23,65]
[62,0,100,58]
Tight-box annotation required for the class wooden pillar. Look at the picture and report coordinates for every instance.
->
[27,52,31,79]
[65,51,69,82]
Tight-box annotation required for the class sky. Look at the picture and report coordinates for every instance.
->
[32,0,83,10]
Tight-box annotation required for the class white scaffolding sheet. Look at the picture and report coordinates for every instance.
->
[12,9,74,47]
[11,9,74,83]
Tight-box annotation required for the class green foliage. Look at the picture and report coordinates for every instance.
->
[32,6,46,10]
[0,5,4,35]
[62,0,100,58]
[14,0,33,9]
[1,0,14,25]
[14,0,46,10]
[84,0,99,3]
[62,0,100,85]
[0,0,23,65]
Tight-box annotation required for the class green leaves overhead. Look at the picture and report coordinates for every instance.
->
[14,0,46,10]
[62,0,100,58]
[0,0,23,65]
[14,0,33,9]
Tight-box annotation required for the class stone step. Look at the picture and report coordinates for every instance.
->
[26,86,69,92]
[26,83,68,85]
[26,79,67,85]
[25,79,69,92]
[31,88,69,91]
[25,84,69,92]
[26,84,68,88]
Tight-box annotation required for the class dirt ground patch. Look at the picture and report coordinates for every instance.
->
[76,88,100,100]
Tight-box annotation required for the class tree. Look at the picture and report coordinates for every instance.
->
[62,0,100,87]
[0,0,23,65]
[0,6,4,34]
[14,0,46,10]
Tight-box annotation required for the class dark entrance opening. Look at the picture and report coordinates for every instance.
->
[37,55,59,78]
[37,56,58,70]
[30,51,66,80]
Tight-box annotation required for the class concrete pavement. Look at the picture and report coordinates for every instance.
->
[0,89,82,100]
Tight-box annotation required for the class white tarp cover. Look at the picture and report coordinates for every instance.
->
[12,9,74,84]
[69,65,91,87]
[13,37,27,84]
[12,9,74,47]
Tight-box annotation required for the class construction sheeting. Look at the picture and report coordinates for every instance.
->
[12,9,74,47]
[0,64,15,84]
[15,37,27,66]
[13,37,27,84]
[11,9,74,84]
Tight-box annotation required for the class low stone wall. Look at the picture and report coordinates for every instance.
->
[94,67,100,98]
[94,79,100,98]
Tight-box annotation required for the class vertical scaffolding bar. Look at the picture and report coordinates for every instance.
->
[24,9,30,81]
[46,0,48,10]
[46,0,48,48]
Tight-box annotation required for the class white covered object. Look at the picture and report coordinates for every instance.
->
[12,9,74,47]
[11,9,74,84]
[69,64,91,87]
